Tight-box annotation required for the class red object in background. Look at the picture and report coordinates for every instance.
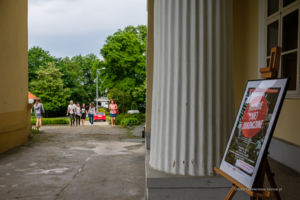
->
[242,96,268,138]
[94,112,106,121]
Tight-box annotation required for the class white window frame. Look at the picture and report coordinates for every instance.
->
[258,0,300,99]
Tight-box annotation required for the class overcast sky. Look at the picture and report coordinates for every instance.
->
[28,0,147,59]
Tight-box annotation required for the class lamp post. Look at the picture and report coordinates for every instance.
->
[96,67,106,111]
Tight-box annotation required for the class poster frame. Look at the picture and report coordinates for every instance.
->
[219,78,290,189]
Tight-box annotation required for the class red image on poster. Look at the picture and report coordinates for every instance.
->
[242,96,268,138]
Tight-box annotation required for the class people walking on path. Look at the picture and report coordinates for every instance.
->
[81,103,87,127]
[66,100,76,127]
[75,102,81,126]
[88,102,95,126]
[109,100,118,127]
[34,98,44,130]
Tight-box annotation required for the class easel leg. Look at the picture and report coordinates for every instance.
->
[225,185,238,200]
[266,160,281,200]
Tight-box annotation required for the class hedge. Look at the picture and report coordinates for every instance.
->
[120,118,140,126]
[108,113,145,126]
[31,118,70,125]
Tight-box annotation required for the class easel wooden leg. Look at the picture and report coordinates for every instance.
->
[265,160,281,200]
[225,185,238,200]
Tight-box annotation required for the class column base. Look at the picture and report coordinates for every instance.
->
[145,153,249,200]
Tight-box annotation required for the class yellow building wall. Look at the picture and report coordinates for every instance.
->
[0,0,29,153]
[233,0,300,146]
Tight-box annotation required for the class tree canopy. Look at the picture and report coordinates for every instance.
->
[98,25,147,111]
[28,46,56,83]
[30,62,70,117]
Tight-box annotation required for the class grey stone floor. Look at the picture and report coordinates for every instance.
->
[0,124,146,200]
[262,156,300,200]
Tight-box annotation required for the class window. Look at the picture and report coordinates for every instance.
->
[265,0,300,98]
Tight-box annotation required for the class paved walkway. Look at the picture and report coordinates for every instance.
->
[0,124,145,200]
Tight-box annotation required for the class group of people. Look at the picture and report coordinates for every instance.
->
[67,100,95,127]
[66,99,118,127]
[34,99,118,129]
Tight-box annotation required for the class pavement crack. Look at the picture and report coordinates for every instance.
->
[54,154,93,200]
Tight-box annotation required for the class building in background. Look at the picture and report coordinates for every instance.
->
[95,97,109,108]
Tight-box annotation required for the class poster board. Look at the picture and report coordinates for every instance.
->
[219,78,290,189]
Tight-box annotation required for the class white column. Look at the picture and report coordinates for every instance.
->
[150,0,235,176]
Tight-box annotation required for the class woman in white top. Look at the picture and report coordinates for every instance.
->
[88,102,96,126]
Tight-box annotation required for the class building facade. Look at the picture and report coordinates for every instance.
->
[145,0,300,198]
[0,0,31,153]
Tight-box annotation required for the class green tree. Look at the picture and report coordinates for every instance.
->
[131,102,138,110]
[107,88,132,113]
[28,46,56,83]
[72,53,100,102]
[100,25,147,109]
[30,62,70,117]
[58,57,86,103]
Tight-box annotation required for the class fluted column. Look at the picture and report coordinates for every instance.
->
[150,0,234,176]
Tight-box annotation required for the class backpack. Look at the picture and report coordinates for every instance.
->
[40,104,45,116]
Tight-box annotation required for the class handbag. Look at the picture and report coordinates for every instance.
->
[116,109,119,114]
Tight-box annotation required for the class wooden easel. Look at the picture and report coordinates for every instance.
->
[214,156,281,200]
[214,47,283,200]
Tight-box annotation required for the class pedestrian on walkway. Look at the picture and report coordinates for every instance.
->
[34,98,44,130]
[66,100,76,127]
[88,102,95,126]
[109,100,118,127]
[81,103,87,127]
[75,102,81,126]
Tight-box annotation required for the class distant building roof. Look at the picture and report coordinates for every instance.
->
[28,92,38,99]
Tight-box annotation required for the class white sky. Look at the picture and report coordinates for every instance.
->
[28,0,147,59]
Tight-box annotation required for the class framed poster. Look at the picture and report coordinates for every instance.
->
[219,78,290,189]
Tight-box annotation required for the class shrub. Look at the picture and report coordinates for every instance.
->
[131,102,138,110]
[121,118,140,126]
[106,116,111,124]
[115,114,125,125]
[98,107,106,112]
[106,112,144,126]
[31,118,70,125]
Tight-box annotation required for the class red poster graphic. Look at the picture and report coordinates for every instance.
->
[241,96,268,138]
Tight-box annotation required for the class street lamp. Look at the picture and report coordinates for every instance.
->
[96,67,106,111]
